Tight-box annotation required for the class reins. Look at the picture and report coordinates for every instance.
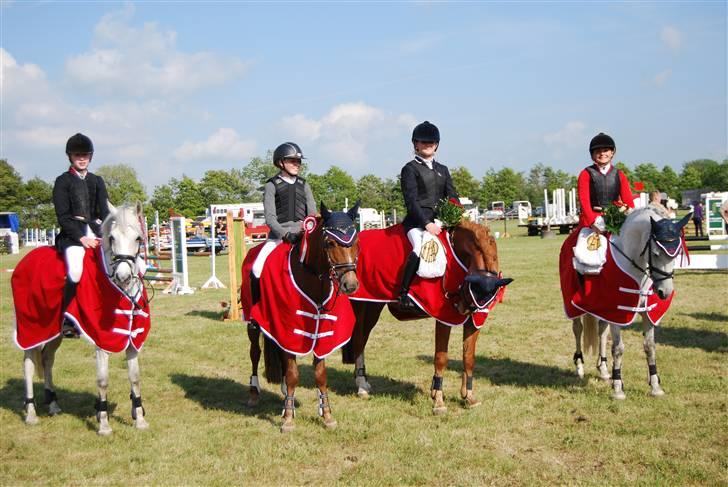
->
[609,233,675,284]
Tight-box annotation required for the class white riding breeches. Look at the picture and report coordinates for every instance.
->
[64,225,95,282]
[252,238,282,278]
[406,227,426,256]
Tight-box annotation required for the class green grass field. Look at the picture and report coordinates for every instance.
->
[1,228,726,486]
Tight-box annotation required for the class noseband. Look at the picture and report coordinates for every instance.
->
[446,268,500,312]
[611,228,680,284]
[322,222,359,284]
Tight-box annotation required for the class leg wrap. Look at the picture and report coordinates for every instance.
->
[282,395,295,418]
[318,392,331,417]
[465,375,473,391]
[600,356,608,365]
[648,364,657,376]
[612,368,621,381]
[431,375,443,391]
[44,388,57,405]
[24,397,36,407]
[355,367,367,379]
[130,393,145,420]
[573,352,584,365]
[249,375,261,393]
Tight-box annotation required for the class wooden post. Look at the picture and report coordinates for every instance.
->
[225,210,247,321]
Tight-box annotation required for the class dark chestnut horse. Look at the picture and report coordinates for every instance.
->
[342,219,512,414]
[242,202,360,432]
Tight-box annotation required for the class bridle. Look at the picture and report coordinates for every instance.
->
[610,229,680,284]
[445,268,501,312]
[105,232,146,305]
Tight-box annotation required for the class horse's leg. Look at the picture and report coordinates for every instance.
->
[351,302,383,398]
[432,321,450,415]
[247,322,262,407]
[596,319,610,380]
[42,336,63,416]
[126,347,149,429]
[314,357,337,429]
[641,314,664,397]
[572,318,585,378]
[23,348,39,425]
[610,324,626,400]
[461,319,482,408]
[280,354,298,433]
[95,348,113,435]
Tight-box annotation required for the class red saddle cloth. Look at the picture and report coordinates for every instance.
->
[349,224,504,328]
[12,246,151,352]
[559,230,673,326]
[242,242,355,359]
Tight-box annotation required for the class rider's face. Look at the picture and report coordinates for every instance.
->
[591,148,614,167]
[415,140,438,159]
[281,158,302,176]
[70,152,92,172]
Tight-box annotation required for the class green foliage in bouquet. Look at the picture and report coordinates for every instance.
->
[603,204,627,234]
[436,197,465,228]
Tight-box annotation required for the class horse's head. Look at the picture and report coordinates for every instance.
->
[312,201,361,294]
[102,201,144,288]
[620,208,691,300]
[450,219,513,314]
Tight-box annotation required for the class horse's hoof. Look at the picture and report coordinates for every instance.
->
[97,425,113,436]
[280,422,295,433]
[432,405,448,415]
[576,367,585,379]
[324,418,338,430]
[356,389,370,399]
[463,398,482,409]
[25,415,39,426]
[246,397,259,408]
[650,388,665,397]
[135,418,150,430]
[48,403,62,416]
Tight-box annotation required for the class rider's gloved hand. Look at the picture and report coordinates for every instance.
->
[283,232,302,244]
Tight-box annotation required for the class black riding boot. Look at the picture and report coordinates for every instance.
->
[250,272,261,306]
[61,279,79,338]
[398,253,420,311]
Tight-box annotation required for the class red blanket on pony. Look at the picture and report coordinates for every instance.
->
[241,242,355,359]
[349,224,504,328]
[12,246,151,352]
[560,230,673,326]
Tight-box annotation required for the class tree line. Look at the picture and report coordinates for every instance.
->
[1,154,726,229]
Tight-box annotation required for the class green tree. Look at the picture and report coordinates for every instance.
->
[450,167,479,203]
[614,162,631,181]
[356,174,388,210]
[633,163,662,192]
[478,167,527,207]
[95,164,147,206]
[174,176,206,217]
[199,168,255,206]
[0,159,26,212]
[678,165,703,193]
[307,166,357,211]
[149,184,175,218]
[241,151,279,200]
[659,166,680,199]
[22,177,55,228]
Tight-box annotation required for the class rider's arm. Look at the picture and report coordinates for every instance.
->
[577,169,597,227]
[618,170,635,209]
[263,181,287,239]
[304,181,317,217]
[401,162,430,227]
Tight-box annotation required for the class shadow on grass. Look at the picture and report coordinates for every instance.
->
[682,311,728,323]
[184,309,225,321]
[633,324,727,353]
[0,378,114,429]
[416,355,576,389]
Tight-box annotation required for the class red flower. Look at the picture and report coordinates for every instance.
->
[449,197,463,208]
[633,181,645,191]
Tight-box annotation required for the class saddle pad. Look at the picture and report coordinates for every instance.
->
[560,231,673,326]
[350,224,504,328]
[13,246,151,352]
[248,244,355,359]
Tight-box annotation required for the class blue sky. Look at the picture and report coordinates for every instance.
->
[1,1,726,192]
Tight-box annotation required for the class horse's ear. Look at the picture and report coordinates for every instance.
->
[676,212,692,230]
[107,200,116,214]
[496,277,514,287]
[320,201,331,219]
[347,200,361,221]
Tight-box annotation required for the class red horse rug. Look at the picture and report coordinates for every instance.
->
[560,230,673,326]
[12,246,150,353]
[241,242,355,359]
[349,224,504,328]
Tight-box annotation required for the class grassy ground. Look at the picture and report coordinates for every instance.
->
[0,227,726,486]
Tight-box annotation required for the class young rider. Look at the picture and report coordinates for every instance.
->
[53,133,110,337]
[577,132,635,234]
[398,121,459,310]
[249,142,316,305]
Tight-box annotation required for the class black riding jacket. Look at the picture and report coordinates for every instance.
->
[53,169,110,251]
[401,157,459,231]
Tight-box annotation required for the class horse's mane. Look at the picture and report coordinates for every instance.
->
[457,219,494,254]
[101,204,142,237]
[624,205,668,227]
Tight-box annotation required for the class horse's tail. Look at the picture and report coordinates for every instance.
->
[263,336,283,384]
[582,315,599,356]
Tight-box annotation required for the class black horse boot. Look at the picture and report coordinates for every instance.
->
[60,279,79,338]
[398,253,420,311]
[250,272,261,306]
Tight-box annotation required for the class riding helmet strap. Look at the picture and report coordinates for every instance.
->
[573,352,584,365]
[318,391,331,417]
[130,393,145,420]
[44,388,57,405]
[611,368,621,381]
[282,395,296,417]
[431,375,443,391]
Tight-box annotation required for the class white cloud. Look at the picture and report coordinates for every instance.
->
[399,33,444,55]
[661,26,683,52]
[543,121,586,147]
[279,102,415,168]
[654,69,672,87]
[173,128,256,162]
[65,5,249,98]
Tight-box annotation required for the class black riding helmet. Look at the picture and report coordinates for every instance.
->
[65,133,94,154]
[273,142,305,168]
[412,121,440,144]
[589,132,615,154]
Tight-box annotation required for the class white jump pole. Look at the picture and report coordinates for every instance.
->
[202,205,225,289]
[544,189,550,220]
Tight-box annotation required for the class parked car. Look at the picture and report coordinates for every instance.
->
[483,209,504,220]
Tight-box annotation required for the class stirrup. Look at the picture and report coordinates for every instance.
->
[62,319,79,338]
